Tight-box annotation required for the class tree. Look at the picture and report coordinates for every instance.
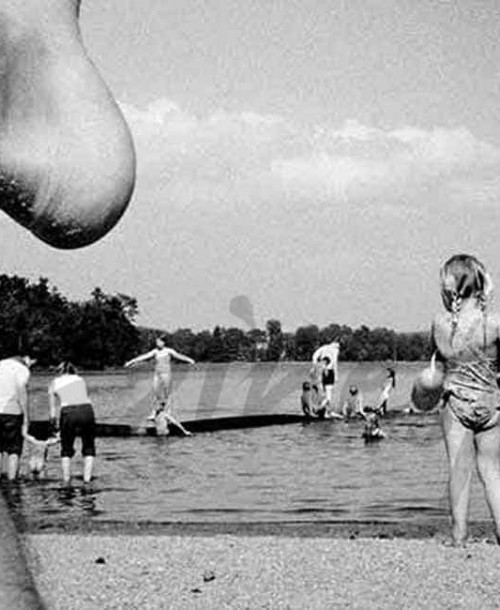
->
[294,325,319,361]
[171,328,196,355]
[245,329,262,358]
[222,327,246,361]
[0,272,435,367]
[209,326,227,362]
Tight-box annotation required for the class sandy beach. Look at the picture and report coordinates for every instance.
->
[24,530,500,609]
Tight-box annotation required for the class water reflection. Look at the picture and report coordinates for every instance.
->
[2,477,104,530]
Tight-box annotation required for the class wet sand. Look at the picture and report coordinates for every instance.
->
[24,526,500,609]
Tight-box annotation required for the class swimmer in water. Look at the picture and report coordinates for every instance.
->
[124,338,196,421]
[361,406,386,441]
[422,254,500,545]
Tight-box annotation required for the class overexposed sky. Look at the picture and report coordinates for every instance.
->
[2,0,500,332]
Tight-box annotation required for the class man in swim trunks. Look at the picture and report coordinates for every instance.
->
[124,337,196,421]
[0,355,35,480]
[49,362,95,484]
[319,356,336,411]
[311,340,339,387]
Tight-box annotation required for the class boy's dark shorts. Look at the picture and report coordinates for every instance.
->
[60,404,96,458]
[0,414,24,455]
[314,406,327,420]
[322,369,335,386]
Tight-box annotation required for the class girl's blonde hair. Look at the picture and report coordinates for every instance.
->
[440,254,493,329]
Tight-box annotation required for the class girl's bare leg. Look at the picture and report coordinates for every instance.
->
[440,407,475,545]
[149,375,162,419]
[474,421,500,543]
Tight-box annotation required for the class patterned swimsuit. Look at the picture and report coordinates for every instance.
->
[444,353,500,432]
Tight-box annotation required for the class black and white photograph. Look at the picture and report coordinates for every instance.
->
[1,1,500,608]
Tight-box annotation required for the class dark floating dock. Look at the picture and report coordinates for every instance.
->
[29,413,307,439]
[28,411,429,439]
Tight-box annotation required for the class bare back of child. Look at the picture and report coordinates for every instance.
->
[416,254,500,545]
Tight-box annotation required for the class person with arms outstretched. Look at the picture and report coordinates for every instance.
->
[124,337,196,422]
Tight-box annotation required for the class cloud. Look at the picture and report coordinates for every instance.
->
[120,100,500,210]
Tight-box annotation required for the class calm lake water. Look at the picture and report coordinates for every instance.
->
[4,362,494,528]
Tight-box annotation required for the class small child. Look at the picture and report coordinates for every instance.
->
[361,406,386,442]
[23,431,60,479]
[154,403,192,437]
[301,381,319,418]
[301,381,342,420]
[342,385,364,420]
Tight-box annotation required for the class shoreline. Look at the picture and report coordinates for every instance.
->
[17,518,498,542]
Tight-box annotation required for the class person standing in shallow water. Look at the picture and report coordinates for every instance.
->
[376,367,396,415]
[0,355,35,480]
[49,362,95,484]
[124,337,196,420]
[415,254,500,546]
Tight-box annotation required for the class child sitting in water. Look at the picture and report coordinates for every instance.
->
[23,431,60,479]
[342,385,364,420]
[301,381,320,418]
[154,402,192,437]
[361,406,386,441]
[300,381,342,420]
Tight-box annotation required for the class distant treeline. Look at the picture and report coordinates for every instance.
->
[0,274,432,369]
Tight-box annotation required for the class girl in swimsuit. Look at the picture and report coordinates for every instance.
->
[124,338,196,421]
[424,254,500,545]
[376,368,396,416]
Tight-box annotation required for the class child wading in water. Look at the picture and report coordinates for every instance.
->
[414,254,500,545]
[23,431,60,479]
